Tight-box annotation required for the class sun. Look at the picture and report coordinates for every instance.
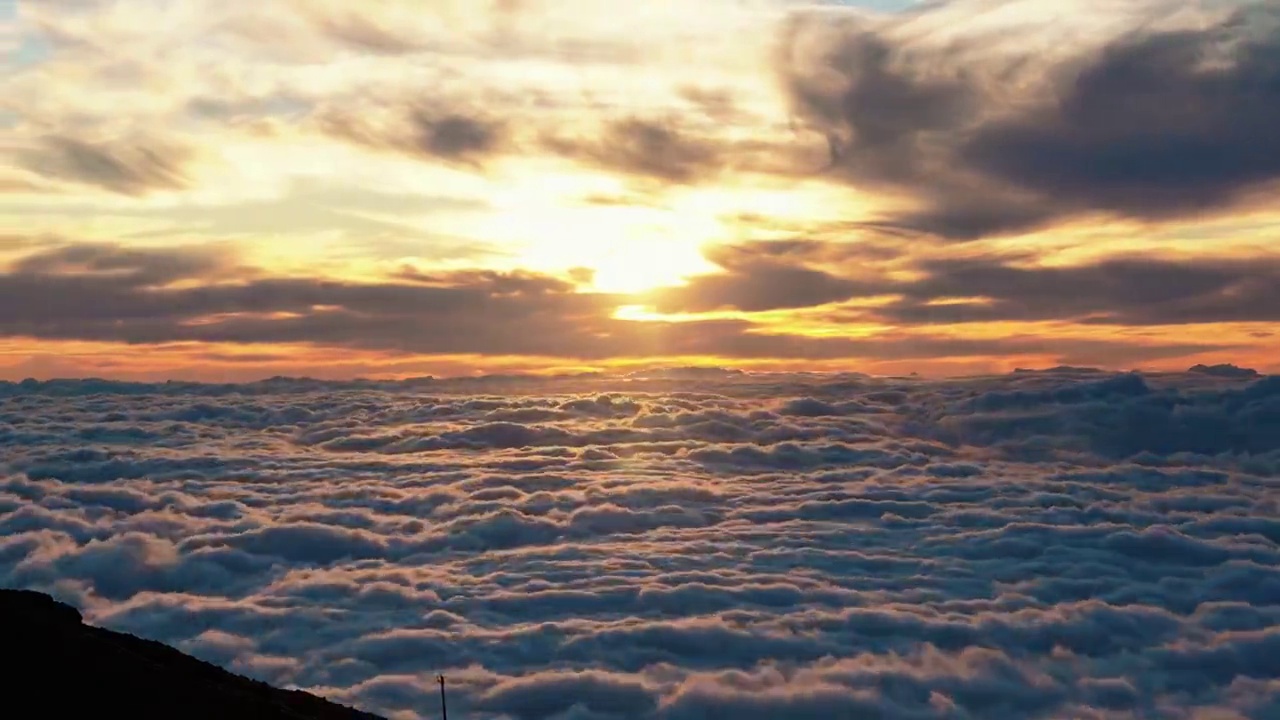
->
[478,198,721,295]
[468,169,752,294]
[586,238,717,294]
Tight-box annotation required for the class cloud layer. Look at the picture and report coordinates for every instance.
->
[2,368,1278,718]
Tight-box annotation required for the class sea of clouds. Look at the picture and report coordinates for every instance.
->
[1,366,1278,719]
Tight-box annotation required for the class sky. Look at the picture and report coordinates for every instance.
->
[2,0,1279,381]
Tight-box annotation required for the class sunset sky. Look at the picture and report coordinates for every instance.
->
[3,0,1278,381]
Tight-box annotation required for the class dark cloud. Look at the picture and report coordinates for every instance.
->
[542,118,725,183]
[322,105,740,183]
[1,368,1278,718]
[0,241,1230,366]
[17,135,193,196]
[312,48,809,185]
[318,108,506,164]
[645,239,1280,328]
[0,242,614,356]
[642,243,871,312]
[780,4,1280,239]
[412,113,503,160]
[778,16,976,184]
[960,5,1280,219]
[540,115,804,184]
[877,255,1280,326]
[9,242,235,287]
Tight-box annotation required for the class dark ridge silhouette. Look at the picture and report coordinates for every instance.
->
[1188,363,1260,379]
[2,588,385,720]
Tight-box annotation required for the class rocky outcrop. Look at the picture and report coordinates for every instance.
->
[2,588,384,720]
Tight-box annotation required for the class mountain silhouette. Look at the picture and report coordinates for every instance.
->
[2,588,385,719]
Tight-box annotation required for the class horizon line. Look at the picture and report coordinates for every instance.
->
[0,362,1266,389]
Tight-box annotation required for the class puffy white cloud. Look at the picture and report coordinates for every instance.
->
[1,367,1278,718]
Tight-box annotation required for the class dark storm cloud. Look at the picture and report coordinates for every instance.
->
[0,241,1229,365]
[17,135,193,196]
[780,3,1280,239]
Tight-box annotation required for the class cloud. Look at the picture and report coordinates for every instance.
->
[779,1,1280,238]
[542,118,726,184]
[319,105,750,184]
[8,241,237,286]
[0,368,1277,718]
[12,0,1280,250]
[876,255,1280,326]
[15,135,195,196]
[957,3,1280,218]
[642,243,871,313]
[3,15,1279,719]
[639,239,1280,331]
[318,108,506,165]
[0,241,1234,369]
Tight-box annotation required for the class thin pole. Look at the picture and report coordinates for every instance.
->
[437,674,448,720]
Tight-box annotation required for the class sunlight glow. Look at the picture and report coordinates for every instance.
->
[587,239,717,294]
